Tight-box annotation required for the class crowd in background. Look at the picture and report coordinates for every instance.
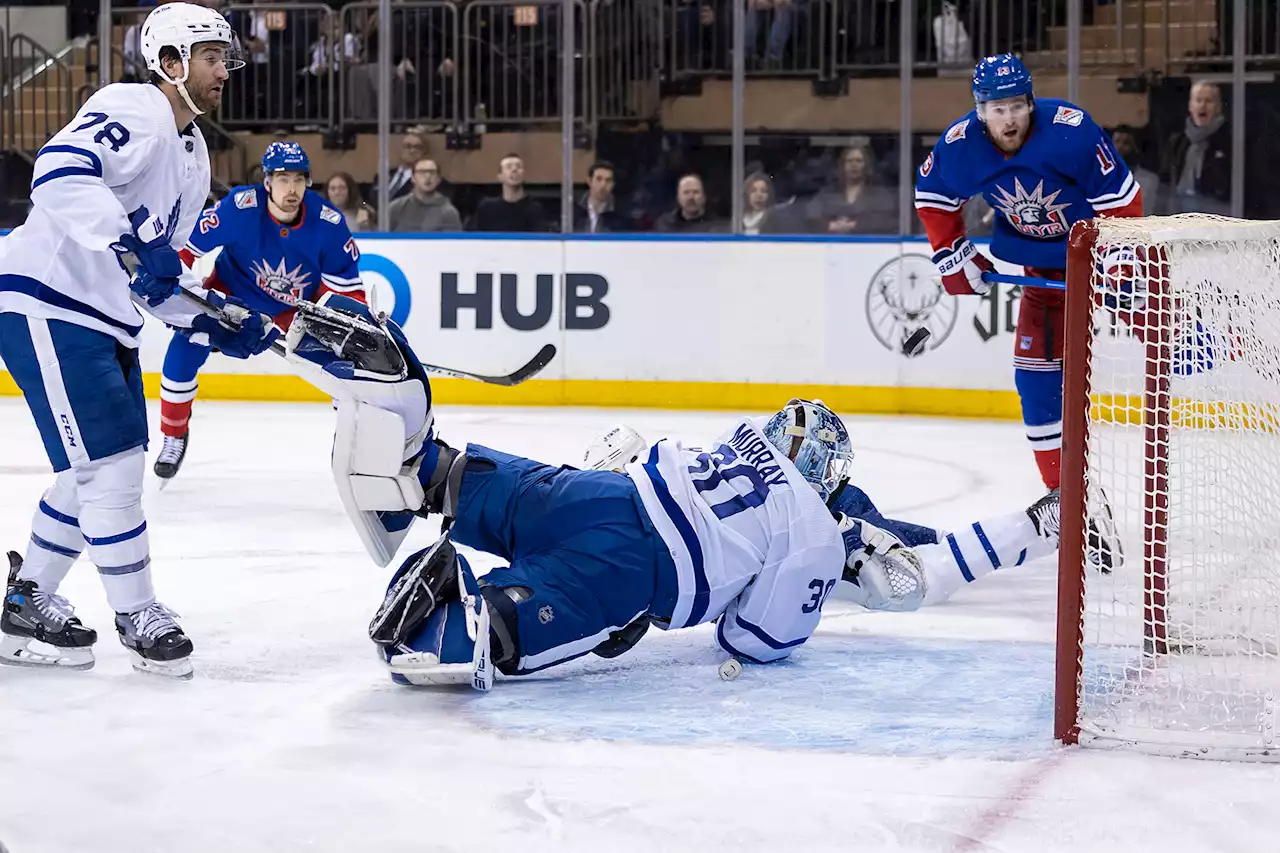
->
[25,1,1258,231]
[304,75,1233,236]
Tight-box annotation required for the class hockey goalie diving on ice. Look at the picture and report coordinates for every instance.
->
[269,291,1066,692]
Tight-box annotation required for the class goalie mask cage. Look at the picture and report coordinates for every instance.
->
[1055,214,1280,760]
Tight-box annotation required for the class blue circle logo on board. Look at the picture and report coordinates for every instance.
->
[357,253,412,326]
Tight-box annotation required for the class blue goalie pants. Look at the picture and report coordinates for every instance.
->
[0,314,148,471]
[449,445,679,674]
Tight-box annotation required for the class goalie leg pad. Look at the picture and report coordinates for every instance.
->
[332,397,433,567]
[379,548,494,691]
[369,533,462,647]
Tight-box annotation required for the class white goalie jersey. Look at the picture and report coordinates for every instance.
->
[0,83,209,346]
[626,417,846,663]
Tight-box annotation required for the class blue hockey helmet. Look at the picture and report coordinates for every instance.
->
[763,399,853,504]
[972,54,1034,105]
[262,140,311,184]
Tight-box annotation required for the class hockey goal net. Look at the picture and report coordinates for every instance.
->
[1056,214,1280,760]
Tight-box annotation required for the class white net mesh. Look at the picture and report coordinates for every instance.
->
[1074,214,1280,759]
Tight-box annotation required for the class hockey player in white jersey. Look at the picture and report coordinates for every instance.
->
[583,424,1062,614]
[0,3,277,678]
[357,398,850,689]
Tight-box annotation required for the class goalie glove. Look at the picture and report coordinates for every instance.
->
[837,514,927,613]
[931,237,995,296]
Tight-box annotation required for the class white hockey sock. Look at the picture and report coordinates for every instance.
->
[921,510,1052,606]
[75,448,156,614]
[19,468,85,591]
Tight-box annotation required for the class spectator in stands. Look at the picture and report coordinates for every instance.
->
[656,174,720,232]
[674,1,730,74]
[1112,125,1161,215]
[574,161,626,233]
[742,173,779,235]
[470,154,549,232]
[805,142,897,235]
[388,159,462,232]
[325,172,374,232]
[745,0,803,69]
[1160,81,1232,215]
[374,132,428,203]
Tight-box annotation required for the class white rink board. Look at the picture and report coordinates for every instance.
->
[11,237,1035,393]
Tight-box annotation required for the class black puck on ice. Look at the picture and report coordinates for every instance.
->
[901,327,931,357]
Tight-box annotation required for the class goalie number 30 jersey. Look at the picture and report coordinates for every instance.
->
[626,418,846,664]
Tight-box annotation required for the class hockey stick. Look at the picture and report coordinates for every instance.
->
[981,272,1066,290]
[161,280,557,386]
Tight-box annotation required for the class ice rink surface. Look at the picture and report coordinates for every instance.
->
[0,399,1274,853]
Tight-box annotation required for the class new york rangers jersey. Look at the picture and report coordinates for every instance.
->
[0,83,210,346]
[625,418,846,663]
[184,184,364,322]
[915,98,1142,269]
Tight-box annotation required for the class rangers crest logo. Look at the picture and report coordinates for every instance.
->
[249,257,312,304]
[320,205,342,225]
[1052,106,1084,127]
[945,119,970,144]
[234,189,258,210]
[991,178,1072,239]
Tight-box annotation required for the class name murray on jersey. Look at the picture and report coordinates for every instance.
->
[721,423,790,490]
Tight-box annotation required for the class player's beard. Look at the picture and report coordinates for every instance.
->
[188,77,224,115]
[272,190,302,217]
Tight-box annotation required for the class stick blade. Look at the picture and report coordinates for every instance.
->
[496,343,558,386]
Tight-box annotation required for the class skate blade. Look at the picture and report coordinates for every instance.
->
[0,635,95,671]
[386,653,474,688]
[125,649,194,680]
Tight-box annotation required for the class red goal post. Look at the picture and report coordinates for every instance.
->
[1055,214,1280,761]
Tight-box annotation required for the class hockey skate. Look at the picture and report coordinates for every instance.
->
[0,551,97,670]
[153,432,189,484]
[1086,486,1124,573]
[1027,488,1062,545]
[115,602,194,679]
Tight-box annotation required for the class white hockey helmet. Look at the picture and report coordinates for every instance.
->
[583,425,649,472]
[141,2,243,112]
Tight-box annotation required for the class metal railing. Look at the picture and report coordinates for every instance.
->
[667,0,836,80]
[339,1,459,128]
[2,34,77,161]
[589,0,662,121]
[219,3,336,129]
[462,0,589,127]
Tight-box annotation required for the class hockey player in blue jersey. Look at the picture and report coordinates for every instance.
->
[0,3,278,677]
[915,55,1142,510]
[154,140,365,480]
[582,424,1062,614]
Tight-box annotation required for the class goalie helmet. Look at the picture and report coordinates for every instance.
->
[583,425,648,472]
[140,3,242,114]
[762,399,853,503]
